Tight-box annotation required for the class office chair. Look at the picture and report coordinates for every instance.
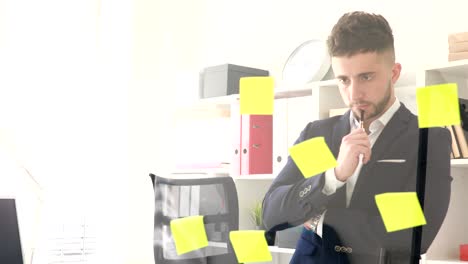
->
[150,173,239,264]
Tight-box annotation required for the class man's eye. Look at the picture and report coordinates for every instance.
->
[338,78,349,84]
[361,75,373,81]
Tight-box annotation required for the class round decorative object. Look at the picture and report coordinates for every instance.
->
[282,39,331,85]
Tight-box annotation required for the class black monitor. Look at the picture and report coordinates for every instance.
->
[0,199,24,264]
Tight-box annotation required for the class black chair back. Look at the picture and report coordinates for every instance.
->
[150,173,239,264]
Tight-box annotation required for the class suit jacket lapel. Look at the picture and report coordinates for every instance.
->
[349,104,413,206]
[367,104,412,163]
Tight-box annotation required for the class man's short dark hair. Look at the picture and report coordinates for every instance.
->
[327,11,395,61]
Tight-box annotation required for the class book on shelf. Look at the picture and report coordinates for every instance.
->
[445,125,468,159]
[460,97,468,131]
[445,98,468,159]
[446,125,461,159]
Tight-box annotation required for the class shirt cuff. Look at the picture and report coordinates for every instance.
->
[322,168,346,195]
[316,210,326,238]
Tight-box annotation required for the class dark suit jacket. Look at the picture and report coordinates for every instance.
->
[262,103,452,263]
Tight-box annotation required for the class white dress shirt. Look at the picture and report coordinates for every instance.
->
[316,98,401,237]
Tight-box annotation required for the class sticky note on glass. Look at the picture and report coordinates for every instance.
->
[375,192,427,232]
[170,215,208,255]
[288,137,337,178]
[240,77,274,115]
[229,230,272,263]
[416,83,460,128]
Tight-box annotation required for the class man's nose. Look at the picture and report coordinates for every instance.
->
[349,81,365,101]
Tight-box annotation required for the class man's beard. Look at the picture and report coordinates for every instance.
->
[350,80,393,121]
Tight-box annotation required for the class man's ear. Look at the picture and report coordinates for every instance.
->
[391,63,402,85]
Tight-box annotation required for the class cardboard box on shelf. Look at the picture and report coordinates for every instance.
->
[448,32,468,44]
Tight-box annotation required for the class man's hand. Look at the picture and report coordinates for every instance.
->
[334,128,371,182]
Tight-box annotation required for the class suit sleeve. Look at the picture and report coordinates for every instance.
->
[262,122,336,231]
[323,128,452,257]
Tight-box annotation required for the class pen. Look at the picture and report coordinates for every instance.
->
[359,110,365,163]
[360,110,364,129]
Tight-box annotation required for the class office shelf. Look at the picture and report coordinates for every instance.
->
[274,88,312,99]
[197,94,239,107]
[170,169,277,181]
[233,174,276,180]
[195,79,338,106]
[168,167,230,180]
[268,246,295,254]
[305,79,338,88]
[423,59,468,75]
[425,259,466,264]
[450,159,468,168]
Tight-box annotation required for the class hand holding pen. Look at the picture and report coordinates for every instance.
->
[334,110,372,182]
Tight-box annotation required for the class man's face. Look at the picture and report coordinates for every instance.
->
[331,51,401,123]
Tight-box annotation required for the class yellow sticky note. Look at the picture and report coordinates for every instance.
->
[170,215,208,255]
[375,192,427,232]
[288,137,337,178]
[240,77,274,115]
[416,83,460,128]
[229,230,272,263]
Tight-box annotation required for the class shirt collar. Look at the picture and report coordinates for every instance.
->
[350,98,401,130]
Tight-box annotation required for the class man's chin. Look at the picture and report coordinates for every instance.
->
[355,110,382,122]
[352,107,372,117]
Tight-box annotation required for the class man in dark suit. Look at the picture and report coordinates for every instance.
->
[262,11,452,264]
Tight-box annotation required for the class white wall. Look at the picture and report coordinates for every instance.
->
[163,0,468,87]
[1,0,132,263]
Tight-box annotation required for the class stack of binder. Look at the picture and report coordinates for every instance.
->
[231,101,273,176]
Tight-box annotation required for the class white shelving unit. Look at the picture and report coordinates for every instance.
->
[418,60,468,263]
[451,159,468,168]
[232,174,276,180]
